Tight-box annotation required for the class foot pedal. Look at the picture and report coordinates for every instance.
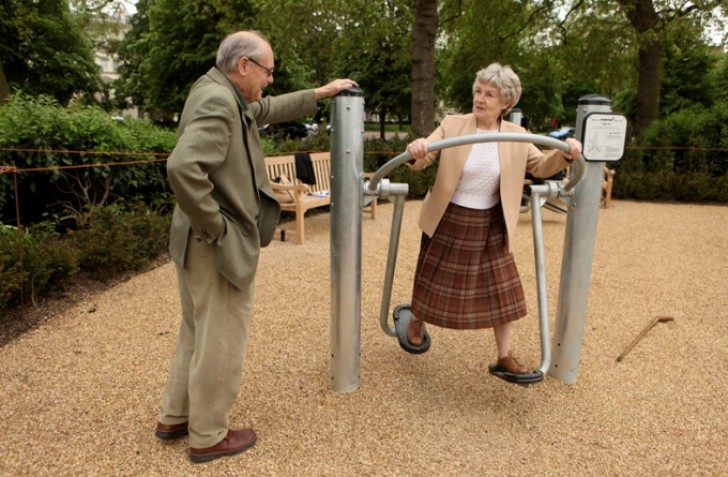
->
[488,364,544,385]
[393,304,431,355]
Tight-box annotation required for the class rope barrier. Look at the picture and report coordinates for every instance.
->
[1,143,726,313]
[13,168,24,307]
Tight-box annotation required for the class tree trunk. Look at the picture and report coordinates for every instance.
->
[0,61,10,105]
[410,0,438,137]
[635,37,660,136]
[618,0,661,136]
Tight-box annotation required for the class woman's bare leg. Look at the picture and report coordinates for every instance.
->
[407,314,424,346]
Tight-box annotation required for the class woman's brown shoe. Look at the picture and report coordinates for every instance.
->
[496,353,528,374]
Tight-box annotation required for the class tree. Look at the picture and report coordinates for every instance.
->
[660,18,717,114]
[615,0,724,135]
[0,61,10,104]
[615,0,661,136]
[0,0,101,105]
[117,0,258,120]
[113,0,152,115]
[329,0,413,137]
[437,0,573,128]
[255,0,343,97]
[410,0,438,136]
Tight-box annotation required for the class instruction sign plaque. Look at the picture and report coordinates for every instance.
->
[581,113,628,162]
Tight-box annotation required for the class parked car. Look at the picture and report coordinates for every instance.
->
[548,126,575,140]
[259,122,310,140]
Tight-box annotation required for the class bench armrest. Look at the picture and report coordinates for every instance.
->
[271,182,310,196]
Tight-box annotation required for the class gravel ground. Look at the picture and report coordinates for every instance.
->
[1,199,726,476]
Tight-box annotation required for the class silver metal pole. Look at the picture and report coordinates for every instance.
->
[377,185,409,336]
[549,95,612,384]
[330,88,365,392]
[527,183,560,374]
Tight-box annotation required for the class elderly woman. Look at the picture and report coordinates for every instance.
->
[405,63,581,379]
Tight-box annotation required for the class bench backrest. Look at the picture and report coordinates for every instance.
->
[265,152,331,194]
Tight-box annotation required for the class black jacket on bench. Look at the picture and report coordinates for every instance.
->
[295,152,317,185]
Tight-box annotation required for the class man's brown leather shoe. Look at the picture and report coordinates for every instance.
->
[155,421,189,440]
[189,429,257,464]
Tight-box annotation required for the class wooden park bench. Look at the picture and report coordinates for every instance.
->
[521,165,616,213]
[264,152,376,244]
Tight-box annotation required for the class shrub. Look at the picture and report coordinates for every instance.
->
[0,223,79,309]
[0,92,177,226]
[21,223,79,301]
[0,227,24,310]
[614,103,728,203]
[70,203,170,281]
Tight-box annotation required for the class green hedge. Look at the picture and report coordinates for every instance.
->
[0,204,170,311]
[0,223,79,310]
[614,103,728,203]
[70,203,171,281]
[0,92,177,226]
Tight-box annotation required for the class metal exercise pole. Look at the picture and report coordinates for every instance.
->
[367,133,584,194]
[527,182,561,374]
[329,88,365,392]
[549,95,613,384]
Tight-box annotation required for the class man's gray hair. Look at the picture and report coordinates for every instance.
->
[472,63,522,117]
[216,31,268,73]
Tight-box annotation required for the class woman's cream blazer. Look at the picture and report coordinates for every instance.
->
[409,114,571,249]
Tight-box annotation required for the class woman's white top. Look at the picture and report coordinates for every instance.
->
[451,127,501,210]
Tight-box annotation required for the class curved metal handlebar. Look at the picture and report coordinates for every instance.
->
[367,133,585,196]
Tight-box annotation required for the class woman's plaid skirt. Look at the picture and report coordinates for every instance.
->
[410,202,527,329]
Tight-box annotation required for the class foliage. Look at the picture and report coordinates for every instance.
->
[117,0,259,119]
[0,92,177,226]
[614,101,728,202]
[0,0,101,104]
[0,223,79,310]
[0,225,24,309]
[255,0,344,97]
[70,203,170,280]
[437,0,564,129]
[0,202,171,311]
[113,0,153,115]
[276,130,331,155]
[363,134,437,198]
[328,0,414,126]
[119,0,415,125]
[20,223,80,302]
[660,23,718,115]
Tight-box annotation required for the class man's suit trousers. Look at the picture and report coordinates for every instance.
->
[158,232,254,448]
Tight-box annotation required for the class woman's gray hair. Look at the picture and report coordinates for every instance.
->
[472,63,522,117]
[216,31,268,73]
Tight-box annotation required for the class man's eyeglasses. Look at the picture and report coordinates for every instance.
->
[248,57,275,77]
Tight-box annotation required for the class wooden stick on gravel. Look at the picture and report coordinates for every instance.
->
[616,316,675,362]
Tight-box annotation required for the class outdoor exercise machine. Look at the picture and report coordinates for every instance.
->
[328,90,627,392]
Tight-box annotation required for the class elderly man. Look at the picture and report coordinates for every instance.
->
[154,31,357,464]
